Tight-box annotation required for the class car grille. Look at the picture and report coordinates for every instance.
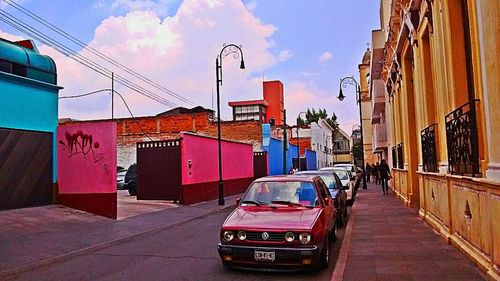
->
[245,231,288,242]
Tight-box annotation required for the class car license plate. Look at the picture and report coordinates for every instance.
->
[254,250,275,262]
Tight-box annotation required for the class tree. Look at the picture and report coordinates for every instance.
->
[351,142,363,161]
[300,108,340,135]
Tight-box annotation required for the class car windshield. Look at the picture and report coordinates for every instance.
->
[332,170,349,180]
[318,175,338,190]
[242,181,319,207]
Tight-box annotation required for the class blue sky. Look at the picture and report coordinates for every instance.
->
[0,0,380,133]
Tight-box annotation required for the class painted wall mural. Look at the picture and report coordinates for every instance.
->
[57,122,117,218]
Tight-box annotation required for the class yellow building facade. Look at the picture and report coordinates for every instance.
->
[371,0,500,279]
[358,50,380,167]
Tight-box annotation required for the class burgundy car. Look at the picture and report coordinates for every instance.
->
[217,175,337,270]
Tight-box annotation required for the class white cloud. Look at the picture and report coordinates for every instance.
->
[2,0,279,121]
[245,0,257,11]
[278,49,292,62]
[319,51,332,62]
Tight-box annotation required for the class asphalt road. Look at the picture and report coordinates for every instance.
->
[9,207,350,281]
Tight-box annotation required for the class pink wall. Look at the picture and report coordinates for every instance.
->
[58,122,117,193]
[180,133,253,185]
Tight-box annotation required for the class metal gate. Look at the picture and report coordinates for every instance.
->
[0,128,53,209]
[253,151,268,179]
[136,139,181,201]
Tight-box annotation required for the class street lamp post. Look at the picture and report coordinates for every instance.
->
[338,76,368,190]
[296,111,307,171]
[215,43,245,206]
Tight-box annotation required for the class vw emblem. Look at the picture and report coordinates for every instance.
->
[262,232,269,240]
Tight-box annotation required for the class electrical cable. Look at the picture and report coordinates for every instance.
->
[1,0,195,106]
[59,88,154,141]
[0,10,177,108]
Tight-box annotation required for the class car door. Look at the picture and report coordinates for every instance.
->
[315,178,335,231]
[333,173,347,211]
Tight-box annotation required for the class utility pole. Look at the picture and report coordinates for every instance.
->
[111,72,114,120]
[283,109,287,175]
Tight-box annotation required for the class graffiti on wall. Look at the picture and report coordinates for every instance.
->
[58,130,109,174]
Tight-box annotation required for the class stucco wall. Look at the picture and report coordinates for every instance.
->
[57,122,117,218]
[180,133,253,185]
[0,73,60,182]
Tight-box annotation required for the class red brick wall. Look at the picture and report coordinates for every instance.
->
[200,121,262,148]
[290,137,312,156]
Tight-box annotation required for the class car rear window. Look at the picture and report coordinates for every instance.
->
[332,170,348,180]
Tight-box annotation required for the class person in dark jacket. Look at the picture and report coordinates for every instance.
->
[365,163,372,183]
[379,159,391,194]
[374,162,380,185]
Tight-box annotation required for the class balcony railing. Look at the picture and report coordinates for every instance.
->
[397,143,404,169]
[421,124,438,172]
[445,100,480,176]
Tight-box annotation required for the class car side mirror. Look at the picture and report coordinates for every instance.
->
[236,198,241,206]
[324,197,331,206]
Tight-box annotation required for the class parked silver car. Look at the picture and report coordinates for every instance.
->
[319,166,355,203]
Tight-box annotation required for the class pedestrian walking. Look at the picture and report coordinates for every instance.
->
[374,162,380,184]
[379,159,391,194]
[365,163,372,183]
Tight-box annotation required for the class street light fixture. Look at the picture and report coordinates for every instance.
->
[338,76,368,190]
[215,43,245,206]
[296,111,307,171]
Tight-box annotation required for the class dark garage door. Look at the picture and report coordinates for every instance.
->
[0,128,53,210]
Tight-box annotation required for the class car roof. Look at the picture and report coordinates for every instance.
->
[296,170,335,176]
[254,175,319,182]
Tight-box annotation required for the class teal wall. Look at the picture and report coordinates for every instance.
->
[0,72,61,182]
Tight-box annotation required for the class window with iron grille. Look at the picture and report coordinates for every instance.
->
[421,124,438,172]
[397,143,404,169]
[445,100,480,176]
[391,146,397,168]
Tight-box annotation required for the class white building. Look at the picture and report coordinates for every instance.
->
[291,119,334,169]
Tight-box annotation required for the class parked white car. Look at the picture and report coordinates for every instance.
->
[334,164,361,189]
[320,166,355,203]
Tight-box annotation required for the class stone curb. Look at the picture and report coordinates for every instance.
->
[0,203,235,278]
[330,197,358,281]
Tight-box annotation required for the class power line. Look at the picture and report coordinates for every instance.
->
[1,0,195,106]
[0,10,176,108]
[59,88,153,141]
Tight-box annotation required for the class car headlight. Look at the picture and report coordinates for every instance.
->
[299,232,311,244]
[223,231,234,242]
[237,230,246,240]
[284,231,295,242]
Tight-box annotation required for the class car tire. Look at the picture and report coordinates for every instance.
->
[128,182,137,196]
[319,234,330,269]
[336,211,344,227]
[330,222,338,242]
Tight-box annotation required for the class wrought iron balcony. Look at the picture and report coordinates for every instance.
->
[421,124,438,172]
[445,100,480,176]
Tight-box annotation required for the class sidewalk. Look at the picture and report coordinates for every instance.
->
[333,182,486,281]
[0,194,241,277]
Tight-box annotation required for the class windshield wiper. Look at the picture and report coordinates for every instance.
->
[241,200,275,207]
[271,200,313,208]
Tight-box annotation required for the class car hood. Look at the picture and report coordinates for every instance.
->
[224,207,321,230]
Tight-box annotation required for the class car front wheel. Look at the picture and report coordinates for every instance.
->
[128,182,137,196]
[319,234,330,269]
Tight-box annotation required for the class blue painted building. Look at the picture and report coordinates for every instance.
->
[305,149,317,170]
[263,137,299,175]
[0,38,62,209]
